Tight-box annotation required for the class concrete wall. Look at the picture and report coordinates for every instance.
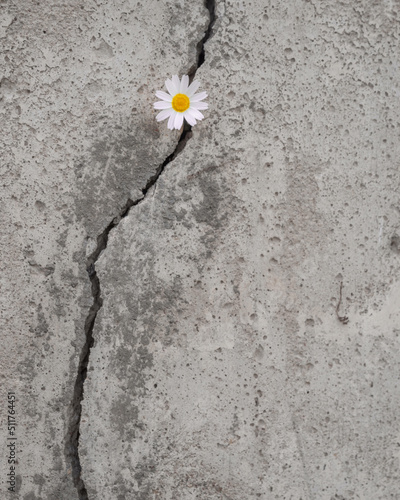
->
[1,1,400,499]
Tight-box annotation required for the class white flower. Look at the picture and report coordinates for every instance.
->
[154,75,208,130]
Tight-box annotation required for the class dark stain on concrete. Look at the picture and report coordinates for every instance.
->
[74,117,165,238]
[192,172,222,229]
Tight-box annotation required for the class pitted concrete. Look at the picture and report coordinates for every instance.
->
[0,1,208,498]
[1,0,400,499]
[81,1,400,499]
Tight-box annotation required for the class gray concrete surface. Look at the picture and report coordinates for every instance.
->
[1,0,400,499]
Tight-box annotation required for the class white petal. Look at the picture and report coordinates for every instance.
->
[184,109,197,126]
[180,75,189,93]
[172,75,181,95]
[191,91,207,102]
[174,112,184,130]
[168,110,177,130]
[165,79,177,96]
[189,108,204,120]
[154,101,172,110]
[156,109,173,122]
[191,101,208,110]
[187,80,200,97]
[155,90,172,102]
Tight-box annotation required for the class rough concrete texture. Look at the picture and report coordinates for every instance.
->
[1,0,400,499]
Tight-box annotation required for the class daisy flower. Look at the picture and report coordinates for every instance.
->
[154,75,208,130]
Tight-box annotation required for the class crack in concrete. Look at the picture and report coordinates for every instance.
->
[66,1,216,498]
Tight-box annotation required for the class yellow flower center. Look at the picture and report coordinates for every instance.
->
[172,93,190,112]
